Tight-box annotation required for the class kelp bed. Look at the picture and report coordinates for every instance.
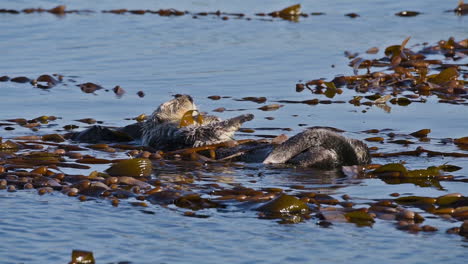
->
[1,35,467,256]
[0,2,467,22]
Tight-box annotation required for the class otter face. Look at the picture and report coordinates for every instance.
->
[151,94,197,124]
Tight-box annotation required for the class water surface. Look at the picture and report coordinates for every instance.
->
[0,0,467,263]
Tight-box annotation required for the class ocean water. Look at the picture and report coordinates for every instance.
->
[0,1,467,263]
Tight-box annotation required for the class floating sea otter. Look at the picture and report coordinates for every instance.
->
[71,94,370,168]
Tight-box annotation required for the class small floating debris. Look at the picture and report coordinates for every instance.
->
[77,82,103,93]
[395,11,421,17]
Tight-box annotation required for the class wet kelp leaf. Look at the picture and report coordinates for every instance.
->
[268,4,301,21]
[427,67,459,85]
[257,194,309,214]
[279,4,301,17]
[410,129,431,138]
[70,250,95,264]
[395,196,436,206]
[105,158,152,177]
[76,158,112,164]
[365,137,384,142]
[395,11,421,17]
[112,85,126,97]
[208,95,221,100]
[64,124,79,130]
[345,209,375,226]
[380,177,444,189]
[258,104,283,111]
[239,97,267,103]
[436,193,463,206]
[134,114,147,122]
[387,139,414,145]
[389,97,411,106]
[75,118,96,124]
[373,163,408,176]
[345,13,359,18]
[10,76,30,83]
[179,110,203,128]
[374,94,392,104]
[372,163,442,178]
[384,36,411,66]
[48,5,66,15]
[42,134,65,142]
[439,164,462,172]
[454,137,468,146]
[366,47,379,54]
[296,83,305,92]
[174,194,222,210]
[0,139,21,150]
[324,82,341,98]
[407,167,441,177]
[35,74,59,88]
[77,82,103,93]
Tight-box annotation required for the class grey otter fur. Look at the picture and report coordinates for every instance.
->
[70,94,370,168]
[141,94,254,150]
[263,128,370,168]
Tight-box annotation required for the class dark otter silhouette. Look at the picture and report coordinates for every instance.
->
[70,94,370,168]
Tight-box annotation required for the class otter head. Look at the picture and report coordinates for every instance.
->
[150,94,197,124]
[349,139,371,165]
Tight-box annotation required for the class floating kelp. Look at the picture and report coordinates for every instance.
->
[395,11,421,17]
[77,82,103,93]
[345,209,375,226]
[34,74,60,89]
[258,104,283,111]
[410,129,431,138]
[237,97,267,103]
[69,250,95,264]
[454,0,468,15]
[0,75,467,239]
[105,158,153,177]
[369,163,457,181]
[372,146,468,158]
[297,37,467,107]
[267,4,302,22]
[257,194,310,214]
[345,13,360,18]
[174,193,222,210]
[10,76,30,83]
[112,85,126,97]
[75,118,97,124]
[0,139,21,150]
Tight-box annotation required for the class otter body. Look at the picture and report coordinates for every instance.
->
[214,128,370,168]
[70,94,370,168]
[141,94,254,150]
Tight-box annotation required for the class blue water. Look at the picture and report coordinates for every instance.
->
[0,0,467,263]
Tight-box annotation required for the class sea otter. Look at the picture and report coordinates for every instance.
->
[70,94,370,168]
[141,94,254,150]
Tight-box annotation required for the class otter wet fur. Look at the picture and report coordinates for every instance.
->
[141,94,254,150]
[263,128,370,168]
